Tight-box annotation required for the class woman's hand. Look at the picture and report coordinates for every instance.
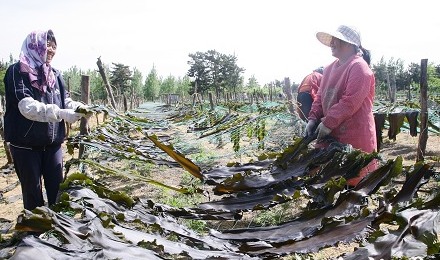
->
[316,122,331,140]
[58,109,83,123]
[305,120,317,137]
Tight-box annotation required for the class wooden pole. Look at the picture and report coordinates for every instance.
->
[283,77,295,115]
[67,76,71,93]
[269,84,273,102]
[192,81,198,107]
[417,59,428,162]
[96,57,117,110]
[208,92,214,111]
[78,75,90,159]
[123,93,128,112]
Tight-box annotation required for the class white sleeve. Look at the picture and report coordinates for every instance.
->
[18,97,63,122]
[65,97,84,110]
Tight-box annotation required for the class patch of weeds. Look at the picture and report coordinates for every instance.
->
[251,200,301,227]
[162,191,204,208]
[182,219,207,234]
[252,209,282,227]
[134,162,155,177]
[157,188,208,234]
[180,171,203,194]
[188,148,218,168]
[167,232,179,242]
[120,159,155,177]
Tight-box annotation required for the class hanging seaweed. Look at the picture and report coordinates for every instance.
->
[374,112,386,151]
[199,114,254,138]
[256,118,266,150]
[230,128,241,152]
[388,112,405,140]
[246,122,254,138]
[405,110,419,137]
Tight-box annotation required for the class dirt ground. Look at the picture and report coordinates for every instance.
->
[1,116,439,257]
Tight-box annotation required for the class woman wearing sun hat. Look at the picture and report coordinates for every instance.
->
[305,25,377,186]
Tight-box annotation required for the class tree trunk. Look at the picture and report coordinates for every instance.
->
[96,57,117,110]
[123,93,128,112]
[270,85,273,102]
[192,80,198,107]
[208,92,214,111]
[283,77,295,115]
[386,69,396,103]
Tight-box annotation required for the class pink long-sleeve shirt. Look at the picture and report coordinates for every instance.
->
[308,54,377,153]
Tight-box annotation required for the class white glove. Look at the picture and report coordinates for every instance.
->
[305,119,317,137]
[316,122,331,141]
[76,105,93,119]
[58,109,83,123]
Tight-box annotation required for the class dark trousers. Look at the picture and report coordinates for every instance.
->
[10,144,64,210]
[297,92,313,121]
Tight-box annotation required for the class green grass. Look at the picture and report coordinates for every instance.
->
[250,199,303,227]
[188,149,218,168]
[153,171,208,234]
[183,219,207,234]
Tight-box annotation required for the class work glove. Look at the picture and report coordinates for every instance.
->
[58,109,83,123]
[305,119,317,137]
[75,105,93,119]
[316,122,331,141]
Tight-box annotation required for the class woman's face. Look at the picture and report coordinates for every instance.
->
[329,37,344,58]
[330,37,356,61]
[46,40,57,64]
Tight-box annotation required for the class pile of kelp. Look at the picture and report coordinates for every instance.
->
[1,104,440,259]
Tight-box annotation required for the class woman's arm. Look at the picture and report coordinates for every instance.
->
[322,62,374,130]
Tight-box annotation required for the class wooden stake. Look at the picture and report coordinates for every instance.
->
[79,75,90,159]
[96,57,117,110]
[417,59,428,161]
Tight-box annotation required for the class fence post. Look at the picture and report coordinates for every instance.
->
[79,75,90,159]
[208,92,215,111]
[283,77,295,115]
[417,59,428,161]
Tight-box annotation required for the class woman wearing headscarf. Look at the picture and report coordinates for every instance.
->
[306,25,377,186]
[3,30,88,210]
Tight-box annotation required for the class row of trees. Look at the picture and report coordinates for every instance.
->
[1,50,440,107]
[372,57,440,101]
[62,63,193,109]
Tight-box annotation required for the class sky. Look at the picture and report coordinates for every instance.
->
[1,0,439,84]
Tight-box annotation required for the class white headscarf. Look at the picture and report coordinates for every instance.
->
[19,30,56,93]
